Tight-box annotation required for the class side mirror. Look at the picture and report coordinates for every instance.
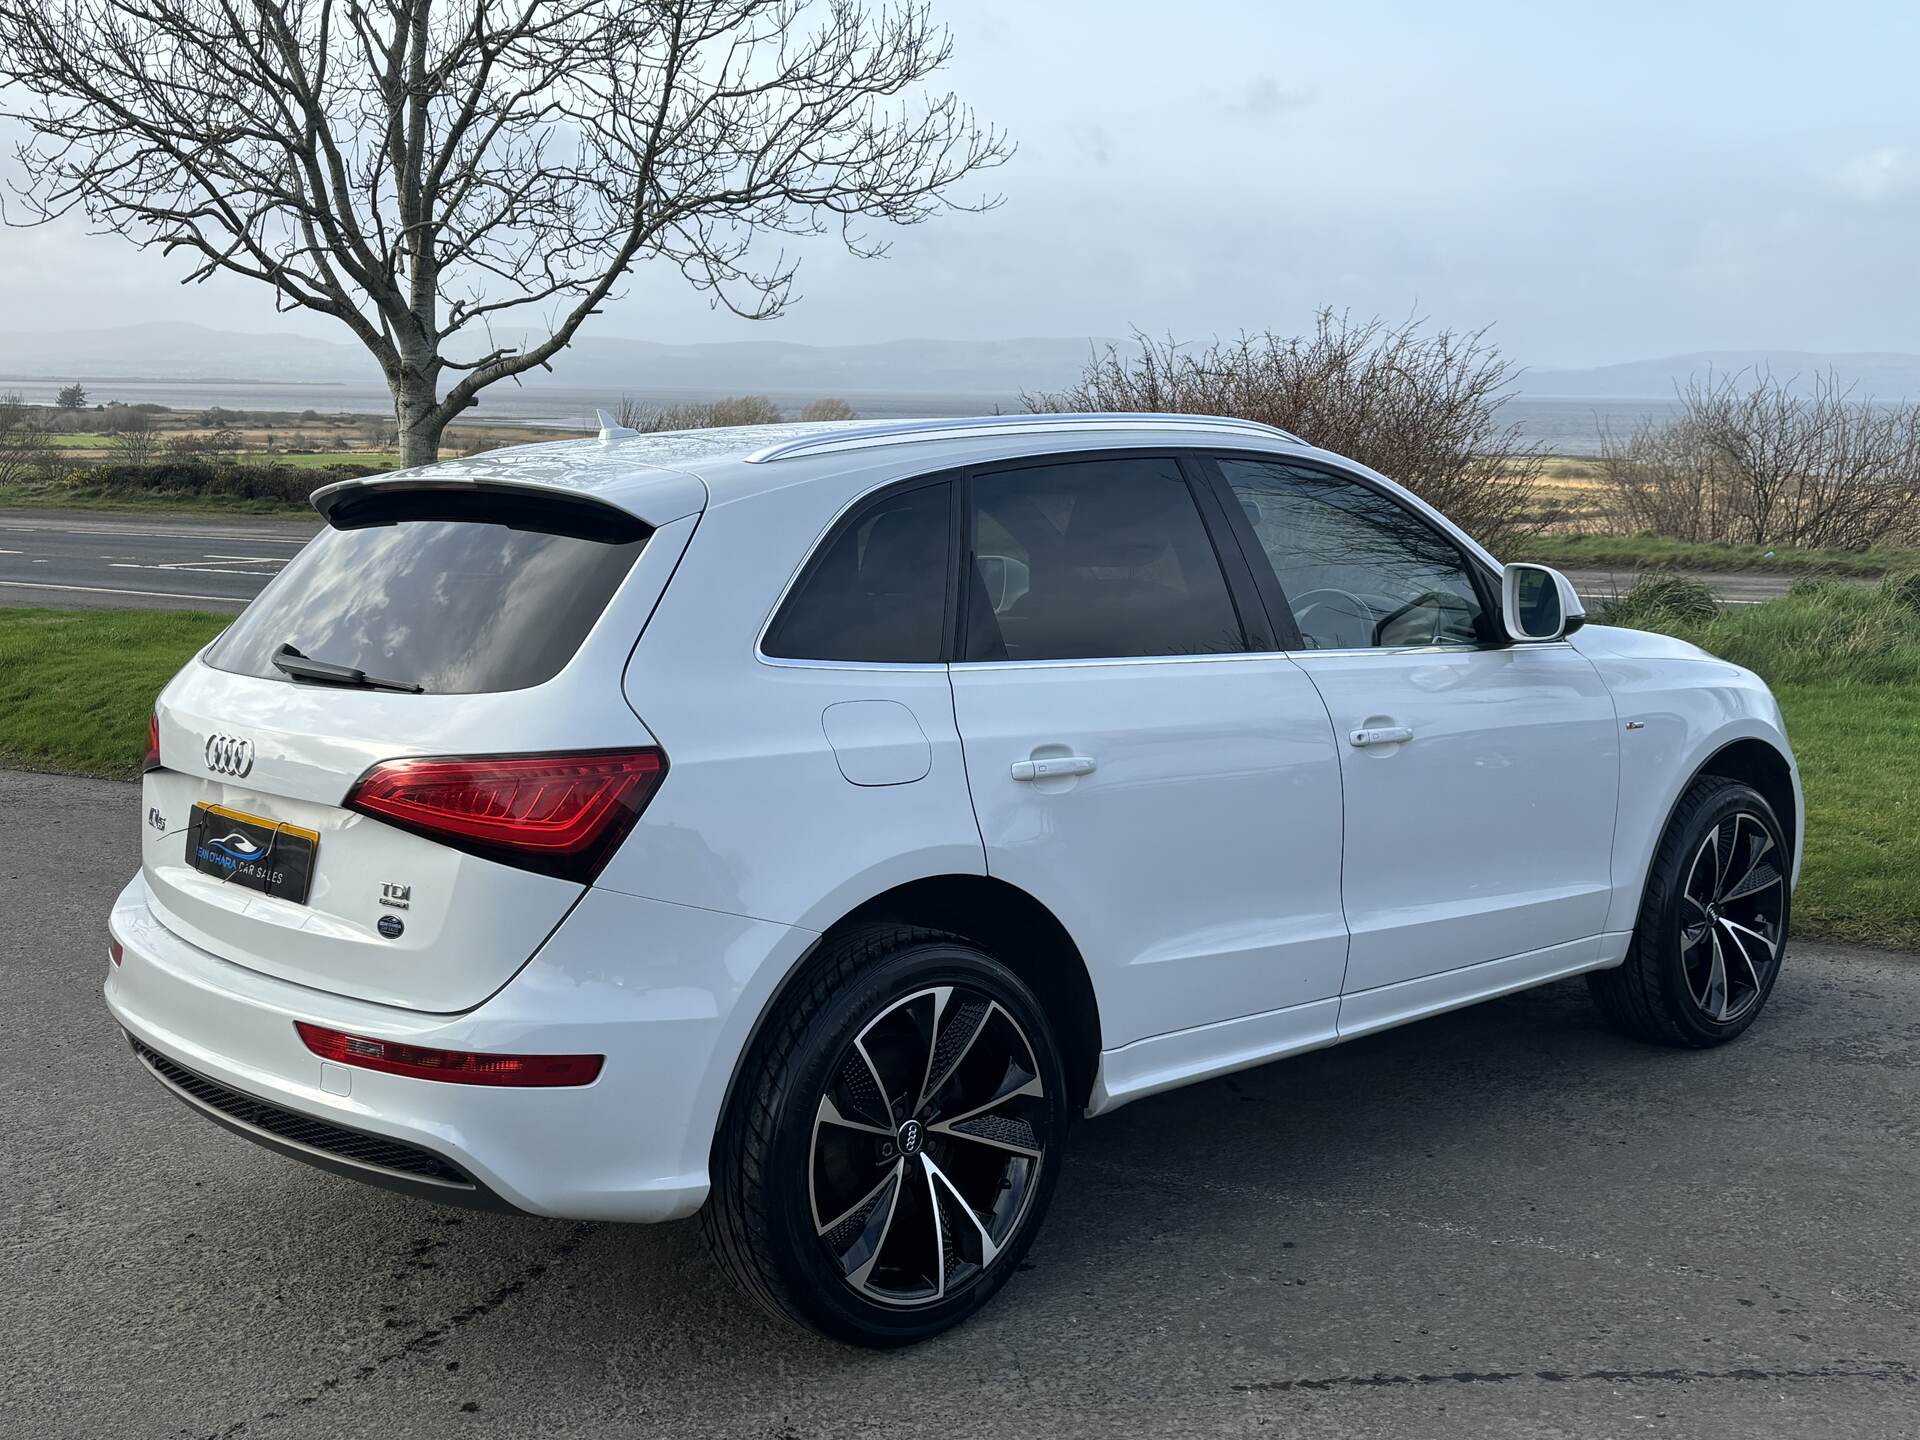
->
[1501,562,1585,642]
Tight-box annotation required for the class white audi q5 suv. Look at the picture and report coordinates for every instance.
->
[107,413,1800,1344]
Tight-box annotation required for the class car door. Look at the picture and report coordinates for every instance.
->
[947,451,1349,1053]
[1205,453,1620,997]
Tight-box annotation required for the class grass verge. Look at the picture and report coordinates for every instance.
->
[0,608,231,776]
[1511,533,1920,578]
[0,484,315,517]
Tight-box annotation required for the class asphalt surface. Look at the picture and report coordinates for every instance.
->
[0,507,1815,613]
[0,510,317,610]
[4,766,1917,1439]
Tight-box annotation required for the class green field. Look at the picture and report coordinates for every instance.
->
[1511,533,1920,578]
[3,584,1916,951]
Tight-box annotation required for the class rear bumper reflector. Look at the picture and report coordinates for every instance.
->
[294,1022,604,1088]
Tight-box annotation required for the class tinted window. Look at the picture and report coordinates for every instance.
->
[964,457,1243,661]
[763,481,952,663]
[1220,458,1491,650]
[206,502,648,694]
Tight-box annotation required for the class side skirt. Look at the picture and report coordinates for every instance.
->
[1086,933,1632,1118]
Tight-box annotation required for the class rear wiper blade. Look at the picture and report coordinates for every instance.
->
[271,642,424,694]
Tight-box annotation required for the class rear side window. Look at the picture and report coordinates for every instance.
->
[204,492,649,694]
[963,457,1243,661]
[763,481,953,663]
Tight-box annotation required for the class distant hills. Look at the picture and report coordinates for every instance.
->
[10,323,1920,404]
[0,321,1106,399]
[1515,351,1920,400]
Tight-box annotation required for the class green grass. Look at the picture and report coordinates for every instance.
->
[1602,575,1920,950]
[0,608,231,777]
[1511,533,1920,578]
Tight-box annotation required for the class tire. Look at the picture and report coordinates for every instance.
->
[1588,777,1791,1046]
[701,924,1070,1346]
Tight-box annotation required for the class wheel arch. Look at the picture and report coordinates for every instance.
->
[1694,737,1798,868]
[710,874,1105,1156]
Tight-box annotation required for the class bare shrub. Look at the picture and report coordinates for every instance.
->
[107,408,160,465]
[614,394,787,432]
[1599,371,1920,550]
[799,398,859,422]
[0,391,49,484]
[1024,311,1546,550]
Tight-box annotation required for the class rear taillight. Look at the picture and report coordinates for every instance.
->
[343,748,666,882]
[294,1023,603,1087]
[108,940,124,966]
[142,711,162,772]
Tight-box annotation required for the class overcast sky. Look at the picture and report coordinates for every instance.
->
[5,0,1920,367]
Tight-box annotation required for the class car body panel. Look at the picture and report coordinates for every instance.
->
[950,652,1349,1046]
[1291,640,1620,990]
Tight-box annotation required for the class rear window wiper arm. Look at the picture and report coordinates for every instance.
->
[271,643,424,694]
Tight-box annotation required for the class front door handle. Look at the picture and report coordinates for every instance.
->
[1349,726,1414,748]
[1011,755,1097,781]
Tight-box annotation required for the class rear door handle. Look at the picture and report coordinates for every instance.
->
[1349,726,1414,748]
[1011,755,1097,781]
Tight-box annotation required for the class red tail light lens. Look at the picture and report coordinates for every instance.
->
[344,748,665,882]
[109,940,125,966]
[142,711,162,772]
[295,1023,603,1087]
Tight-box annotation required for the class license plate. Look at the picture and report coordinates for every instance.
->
[185,803,318,903]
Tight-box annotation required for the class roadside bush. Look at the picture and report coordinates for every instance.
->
[614,393,787,432]
[1022,310,1548,551]
[798,397,859,422]
[1881,570,1920,614]
[1599,370,1920,550]
[1597,573,1720,629]
[25,459,378,507]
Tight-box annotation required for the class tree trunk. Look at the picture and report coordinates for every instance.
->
[393,365,444,469]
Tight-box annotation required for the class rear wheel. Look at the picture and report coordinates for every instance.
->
[1588,777,1790,1046]
[703,925,1069,1345]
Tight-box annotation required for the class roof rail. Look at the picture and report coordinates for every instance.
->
[740,413,1305,464]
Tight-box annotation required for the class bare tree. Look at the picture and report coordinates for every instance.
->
[0,391,50,483]
[0,1,1008,466]
[107,407,162,464]
[1025,312,1548,550]
[1599,370,1920,550]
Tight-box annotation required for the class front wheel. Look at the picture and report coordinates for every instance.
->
[702,925,1070,1345]
[1588,777,1790,1046]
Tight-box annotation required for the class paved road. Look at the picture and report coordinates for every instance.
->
[0,510,318,610]
[0,507,1817,613]
[1560,568,1812,608]
[5,766,1917,1439]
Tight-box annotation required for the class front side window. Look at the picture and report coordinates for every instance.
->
[964,457,1243,661]
[763,480,952,663]
[1218,457,1491,650]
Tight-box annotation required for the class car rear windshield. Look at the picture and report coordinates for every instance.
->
[204,489,651,694]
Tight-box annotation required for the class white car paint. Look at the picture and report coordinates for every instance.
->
[106,414,1801,1223]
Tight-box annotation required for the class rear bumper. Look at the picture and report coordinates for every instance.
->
[106,872,812,1222]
